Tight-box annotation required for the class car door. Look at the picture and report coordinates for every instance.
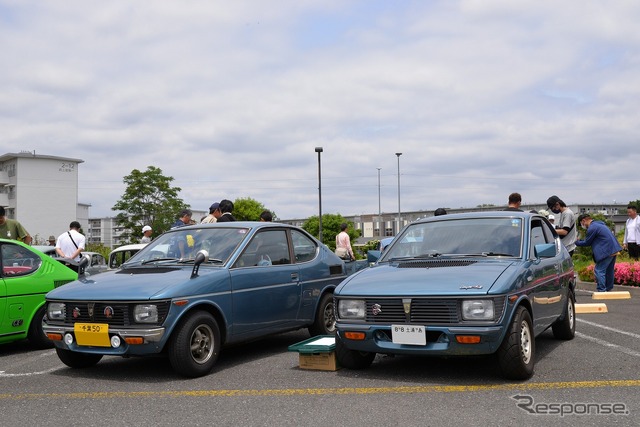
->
[229,229,301,338]
[528,219,562,334]
[0,242,45,339]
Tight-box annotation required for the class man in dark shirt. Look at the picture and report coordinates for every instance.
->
[217,200,236,222]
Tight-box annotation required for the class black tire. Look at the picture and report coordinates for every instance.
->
[27,306,54,349]
[552,291,576,340]
[308,293,336,336]
[168,311,220,378]
[55,348,103,368]
[497,306,535,380]
[335,334,375,369]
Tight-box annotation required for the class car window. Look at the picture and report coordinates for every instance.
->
[530,219,557,258]
[381,218,524,260]
[291,229,317,263]
[235,230,291,267]
[1,243,42,277]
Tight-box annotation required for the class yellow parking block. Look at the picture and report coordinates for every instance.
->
[575,303,608,314]
[591,291,631,300]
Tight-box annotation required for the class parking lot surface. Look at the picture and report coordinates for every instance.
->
[1,281,639,426]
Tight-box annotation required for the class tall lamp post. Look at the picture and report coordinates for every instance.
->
[315,147,323,243]
[377,167,382,238]
[395,153,402,235]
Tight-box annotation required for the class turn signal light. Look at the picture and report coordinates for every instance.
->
[46,333,63,341]
[124,337,144,345]
[455,335,481,344]
[344,331,365,340]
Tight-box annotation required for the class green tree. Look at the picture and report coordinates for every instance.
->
[233,197,275,221]
[303,214,361,254]
[112,166,189,244]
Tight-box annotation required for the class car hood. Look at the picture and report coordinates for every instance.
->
[45,266,229,301]
[335,259,515,297]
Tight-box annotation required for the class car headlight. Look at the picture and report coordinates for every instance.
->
[461,300,495,321]
[47,302,66,321]
[338,300,365,319]
[133,304,159,323]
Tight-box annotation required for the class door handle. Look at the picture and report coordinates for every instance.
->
[291,272,299,281]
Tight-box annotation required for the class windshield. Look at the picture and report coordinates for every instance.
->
[123,227,250,266]
[380,217,523,261]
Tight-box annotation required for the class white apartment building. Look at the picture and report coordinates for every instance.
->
[0,152,85,244]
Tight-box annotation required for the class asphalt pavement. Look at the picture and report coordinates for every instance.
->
[1,281,639,426]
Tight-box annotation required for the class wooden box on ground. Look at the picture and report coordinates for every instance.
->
[288,336,340,371]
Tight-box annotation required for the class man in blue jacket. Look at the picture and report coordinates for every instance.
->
[575,214,622,292]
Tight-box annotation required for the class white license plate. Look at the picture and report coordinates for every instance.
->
[391,324,426,345]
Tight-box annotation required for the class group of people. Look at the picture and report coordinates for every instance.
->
[1,206,86,271]
[503,192,640,292]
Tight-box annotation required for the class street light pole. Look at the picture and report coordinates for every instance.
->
[395,152,402,235]
[377,167,382,238]
[315,147,323,243]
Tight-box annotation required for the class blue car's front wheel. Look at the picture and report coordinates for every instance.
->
[335,335,376,370]
[497,306,535,380]
[168,311,220,378]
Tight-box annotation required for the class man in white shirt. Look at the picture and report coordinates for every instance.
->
[623,205,640,260]
[56,221,86,269]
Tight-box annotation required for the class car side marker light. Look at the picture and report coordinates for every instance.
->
[46,333,63,341]
[124,337,144,345]
[344,331,366,340]
[455,335,481,344]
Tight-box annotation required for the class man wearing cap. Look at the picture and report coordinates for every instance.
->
[140,225,153,244]
[48,235,57,246]
[575,214,622,292]
[547,214,555,227]
[201,202,220,224]
[546,195,576,256]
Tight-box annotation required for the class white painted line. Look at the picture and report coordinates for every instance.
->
[577,318,640,340]
[0,366,63,378]
[575,332,640,358]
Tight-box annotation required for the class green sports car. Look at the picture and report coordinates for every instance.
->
[0,239,78,348]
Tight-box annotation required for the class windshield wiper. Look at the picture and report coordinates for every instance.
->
[456,252,515,257]
[177,258,224,264]
[141,258,180,265]
[388,253,444,261]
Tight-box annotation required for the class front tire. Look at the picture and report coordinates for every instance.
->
[335,335,375,369]
[552,291,576,340]
[27,306,54,349]
[168,311,220,378]
[56,348,103,368]
[308,293,336,336]
[497,306,535,380]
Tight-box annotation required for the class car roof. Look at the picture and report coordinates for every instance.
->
[414,210,538,223]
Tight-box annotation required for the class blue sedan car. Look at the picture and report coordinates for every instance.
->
[334,212,575,380]
[43,222,346,377]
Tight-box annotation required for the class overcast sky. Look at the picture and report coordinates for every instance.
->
[2,1,639,220]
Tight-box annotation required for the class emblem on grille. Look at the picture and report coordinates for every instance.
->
[88,302,95,317]
[72,307,81,318]
[104,306,114,319]
[403,299,411,314]
[372,303,382,316]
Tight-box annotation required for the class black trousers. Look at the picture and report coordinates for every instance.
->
[628,242,640,260]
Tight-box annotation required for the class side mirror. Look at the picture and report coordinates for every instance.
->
[534,243,556,258]
[191,250,209,278]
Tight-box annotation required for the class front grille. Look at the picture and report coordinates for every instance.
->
[363,297,506,325]
[56,301,171,327]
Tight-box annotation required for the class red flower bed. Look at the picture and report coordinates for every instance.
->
[578,262,640,287]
